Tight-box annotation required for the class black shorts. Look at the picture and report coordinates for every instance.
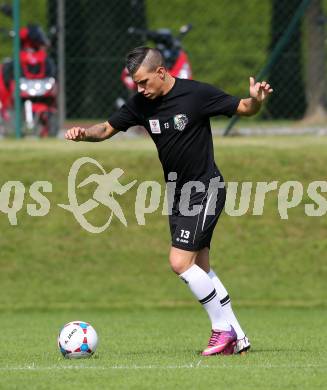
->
[168,180,226,252]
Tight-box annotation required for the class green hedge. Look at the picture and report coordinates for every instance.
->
[0,0,271,98]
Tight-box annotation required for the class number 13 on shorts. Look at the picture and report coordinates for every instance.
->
[180,229,190,239]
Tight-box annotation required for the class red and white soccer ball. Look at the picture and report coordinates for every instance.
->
[58,321,98,359]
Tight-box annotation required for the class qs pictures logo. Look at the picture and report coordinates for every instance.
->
[0,157,326,232]
[58,157,137,233]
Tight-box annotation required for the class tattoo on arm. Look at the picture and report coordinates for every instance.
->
[85,122,110,142]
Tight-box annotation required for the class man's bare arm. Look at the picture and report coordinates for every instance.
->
[65,121,119,142]
[236,97,262,117]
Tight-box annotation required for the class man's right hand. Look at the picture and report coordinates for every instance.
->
[65,127,87,141]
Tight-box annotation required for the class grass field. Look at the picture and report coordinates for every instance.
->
[0,136,326,389]
[1,308,326,389]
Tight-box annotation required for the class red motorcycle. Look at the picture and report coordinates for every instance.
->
[116,24,192,108]
[0,5,58,137]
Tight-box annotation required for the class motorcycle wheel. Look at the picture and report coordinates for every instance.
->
[23,111,44,138]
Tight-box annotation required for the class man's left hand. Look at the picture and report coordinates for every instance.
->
[249,77,273,102]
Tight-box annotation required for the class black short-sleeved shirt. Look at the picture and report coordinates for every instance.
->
[109,78,240,190]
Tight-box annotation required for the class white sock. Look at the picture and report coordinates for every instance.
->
[208,269,245,339]
[180,264,231,331]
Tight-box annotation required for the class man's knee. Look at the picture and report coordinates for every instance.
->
[169,255,190,274]
[169,247,197,275]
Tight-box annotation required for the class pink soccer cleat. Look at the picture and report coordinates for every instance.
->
[201,326,237,356]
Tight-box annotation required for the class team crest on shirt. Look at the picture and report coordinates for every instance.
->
[149,119,161,134]
[173,114,188,131]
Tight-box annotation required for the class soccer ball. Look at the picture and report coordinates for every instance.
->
[58,321,98,359]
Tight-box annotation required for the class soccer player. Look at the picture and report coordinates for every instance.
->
[65,47,273,356]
